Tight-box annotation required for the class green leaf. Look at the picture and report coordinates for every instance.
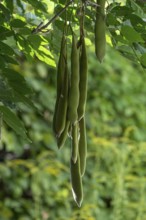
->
[18,27,31,35]
[0,90,14,102]
[129,0,144,17]
[117,45,137,62]
[0,75,36,110]
[54,20,66,31]
[129,14,145,33]
[114,34,127,44]
[134,43,146,54]
[13,92,38,112]
[140,53,146,67]
[0,56,5,68]
[10,19,26,28]
[0,41,15,55]
[0,106,28,139]
[0,26,13,40]
[27,35,43,49]
[5,0,14,13]
[121,25,144,43]
[25,0,47,13]
[106,13,120,26]
[0,55,18,65]
[111,6,132,17]
[59,0,67,4]
[2,68,32,95]
[16,35,34,60]
[0,78,14,101]
[0,3,11,21]
[38,46,54,59]
[0,13,5,25]
[35,46,56,67]
[16,0,25,13]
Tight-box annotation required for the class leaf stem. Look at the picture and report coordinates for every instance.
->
[32,0,74,34]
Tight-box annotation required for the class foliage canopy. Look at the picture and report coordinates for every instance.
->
[0,0,146,133]
[0,0,146,218]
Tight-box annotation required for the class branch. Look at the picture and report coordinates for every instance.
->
[32,0,73,34]
[86,1,99,7]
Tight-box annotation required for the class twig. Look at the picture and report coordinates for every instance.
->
[77,2,85,48]
[32,0,73,34]
[86,1,99,7]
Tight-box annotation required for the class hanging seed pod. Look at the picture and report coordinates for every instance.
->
[57,35,67,96]
[55,56,69,137]
[71,122,79,164]
[95,0,106,62]
[57,120,70,149]
[53,35,67,135]
[79,116,87,176]
[70,154,83,207]
[78,37,88,121]
[67,33,80,124]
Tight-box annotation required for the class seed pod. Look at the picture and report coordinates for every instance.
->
[79,117,87,176]
[78,37,88,121]
[57,120,70,149]
[55,58,69,137]
[68,33,80,124]
[71,123,79,164]
[70,155,83,207]
[57,35,67,96]
[53,35,66,135]
[52,96,59,135]
[95,0,106,62]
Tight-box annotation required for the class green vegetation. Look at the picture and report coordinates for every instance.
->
[0,0,146,219]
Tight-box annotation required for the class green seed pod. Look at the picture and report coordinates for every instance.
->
[57,35,67,96]
[55,59,69,137]
[79,117,87,177]
[70,155,83,207]
[95,0,106,62]
[57,120,70,149]
[52,35,67,135]
[52,96,59,135]
[71,123,79,164]
[78,37,88,121]
[68,33,80,124]
[68,122,72,138]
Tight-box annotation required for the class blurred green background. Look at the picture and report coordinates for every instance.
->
[1,0,146,219]
[1,44,146,220]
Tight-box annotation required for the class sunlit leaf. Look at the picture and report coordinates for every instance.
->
[35,46,56,67]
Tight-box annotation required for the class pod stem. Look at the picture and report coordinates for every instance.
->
[80,2,85,38]
[77,2,85,49]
